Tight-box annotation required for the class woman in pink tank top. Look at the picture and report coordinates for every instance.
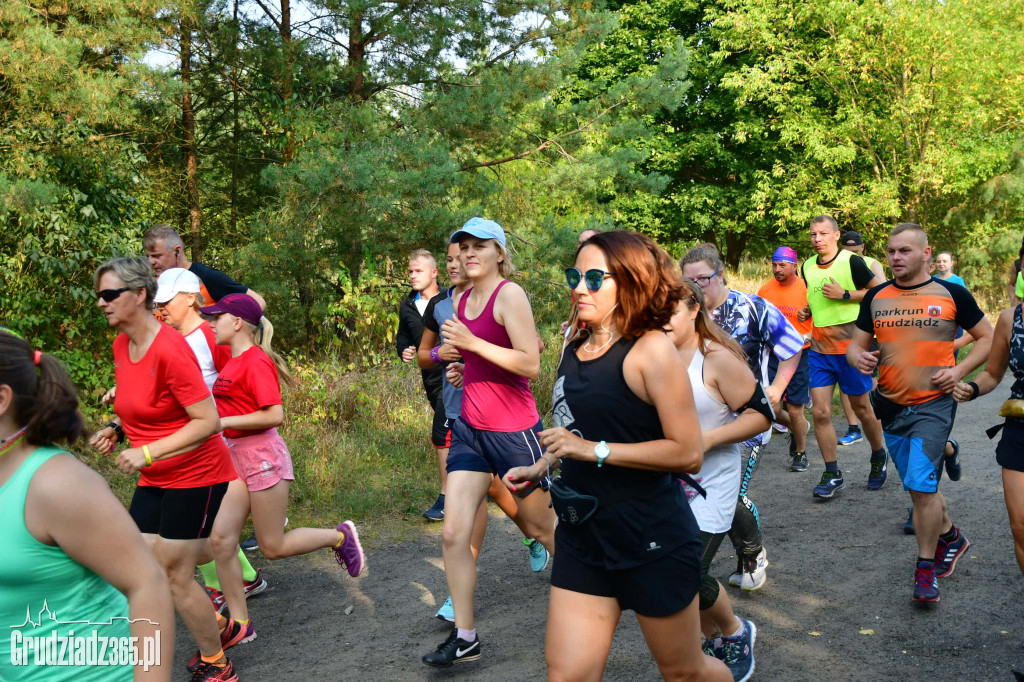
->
[421,218,557,668]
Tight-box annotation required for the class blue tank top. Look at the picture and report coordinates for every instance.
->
[552,337,701,570]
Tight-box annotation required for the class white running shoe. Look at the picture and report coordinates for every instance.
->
[740,548,768,591]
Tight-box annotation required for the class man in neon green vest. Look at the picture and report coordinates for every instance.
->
[797,215,887,499]
[834,231,888,449]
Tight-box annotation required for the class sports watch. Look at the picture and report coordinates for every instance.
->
[842,290,851,300]
[594,440,610,468]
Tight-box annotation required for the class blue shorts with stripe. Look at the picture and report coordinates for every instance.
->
[882,394,956,493]
[446,418,545,495]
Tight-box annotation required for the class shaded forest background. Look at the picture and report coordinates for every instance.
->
[3,0,1024,397]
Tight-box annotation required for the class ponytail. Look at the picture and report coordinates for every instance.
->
[244,317,294,388]
[0,331,88,445]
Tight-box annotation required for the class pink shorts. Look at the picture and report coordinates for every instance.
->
[225,429,295,492]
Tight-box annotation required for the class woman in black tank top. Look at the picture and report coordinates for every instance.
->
[504,231,730,681]
[954,303,1024,578]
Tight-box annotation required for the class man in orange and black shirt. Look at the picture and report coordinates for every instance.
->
[848,222,992,604]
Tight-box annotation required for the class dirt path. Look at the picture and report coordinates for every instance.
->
[175,377,1024,681]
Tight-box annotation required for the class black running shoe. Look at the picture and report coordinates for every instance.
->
[423,630,481,668]
[944,439,961,481]
[789,452,809,472]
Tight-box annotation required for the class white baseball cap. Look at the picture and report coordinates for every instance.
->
[154,268,201,304]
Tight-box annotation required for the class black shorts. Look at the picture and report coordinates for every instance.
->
[997,419,1024,472]
[422,367,443,407]
[431,395,453,449]
[129,483,228,540]
[550,542,702,618]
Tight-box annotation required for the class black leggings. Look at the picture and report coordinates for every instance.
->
[728,442,763,558]
[698,531,727,611]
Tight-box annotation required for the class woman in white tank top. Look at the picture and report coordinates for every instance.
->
[666,279,770,680]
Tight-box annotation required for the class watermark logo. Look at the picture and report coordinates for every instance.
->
[10,601,161,671]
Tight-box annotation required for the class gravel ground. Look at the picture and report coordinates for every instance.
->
[174,376,1024,681]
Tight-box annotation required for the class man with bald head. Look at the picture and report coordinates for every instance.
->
[578,228,599,245]
[848,222,992,603]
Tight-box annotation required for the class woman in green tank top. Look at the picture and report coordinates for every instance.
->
[0,330,173,681]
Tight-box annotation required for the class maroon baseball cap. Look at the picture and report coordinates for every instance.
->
[199,293,262,326]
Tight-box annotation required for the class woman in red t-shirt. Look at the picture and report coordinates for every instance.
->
[154,267,270,622]
[198,294,365,638]
[89,257,240,682]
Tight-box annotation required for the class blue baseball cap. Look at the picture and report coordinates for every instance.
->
[449,217,506,247]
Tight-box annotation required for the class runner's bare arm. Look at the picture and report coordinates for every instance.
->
[933,315,994,392]
[766,351,800,406]
[114,396,221,473]
[535,331,704,474]
[220,404,284,432]
[416,328,440,369]
[953,308,1011,401]
[442,283,540,379]
[246,288,267,311]
[846,327,879,375]
[26,455,175,680]
[823,273,884,302]
[702,347,770,450]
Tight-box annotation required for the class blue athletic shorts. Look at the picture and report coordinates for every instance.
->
[882,394,955,493]
[768,349,810,405]
[446,418,545,495]
[808,350,872,396]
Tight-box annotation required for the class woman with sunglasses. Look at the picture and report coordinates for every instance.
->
[89,257,240,682]
[152,268,268,619]
[0,330,174,681]
[665,280,770,682]
[422,218,556,668]
[503,231,730,681]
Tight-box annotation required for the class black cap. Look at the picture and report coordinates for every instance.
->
[841,231,864,246]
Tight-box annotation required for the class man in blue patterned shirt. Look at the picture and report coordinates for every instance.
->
[682,244,805,593]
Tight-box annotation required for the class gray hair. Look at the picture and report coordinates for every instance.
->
[94,257,157,308]
[142,224,185,251]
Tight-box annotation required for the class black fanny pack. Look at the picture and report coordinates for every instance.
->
[549,474,706,526]
[869,388,902,429]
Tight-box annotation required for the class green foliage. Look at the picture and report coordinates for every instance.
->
[715,0,1024,241]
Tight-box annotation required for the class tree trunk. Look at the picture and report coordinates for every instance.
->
[723,230,748,271]
[230,0,240,234]
[181,15,202,262]
[349,11,364,100]
[281,0,295,162]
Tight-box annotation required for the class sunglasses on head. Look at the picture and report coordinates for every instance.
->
[565,267,615,291]
[97,287,132,303]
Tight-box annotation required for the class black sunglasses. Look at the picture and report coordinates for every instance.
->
[565,267,615,291]
[97,287,132,303]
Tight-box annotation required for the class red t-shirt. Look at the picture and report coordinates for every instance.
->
[212,346,283,439]
[113,325,236,488]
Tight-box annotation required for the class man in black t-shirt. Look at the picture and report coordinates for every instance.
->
[143,224,266,310]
